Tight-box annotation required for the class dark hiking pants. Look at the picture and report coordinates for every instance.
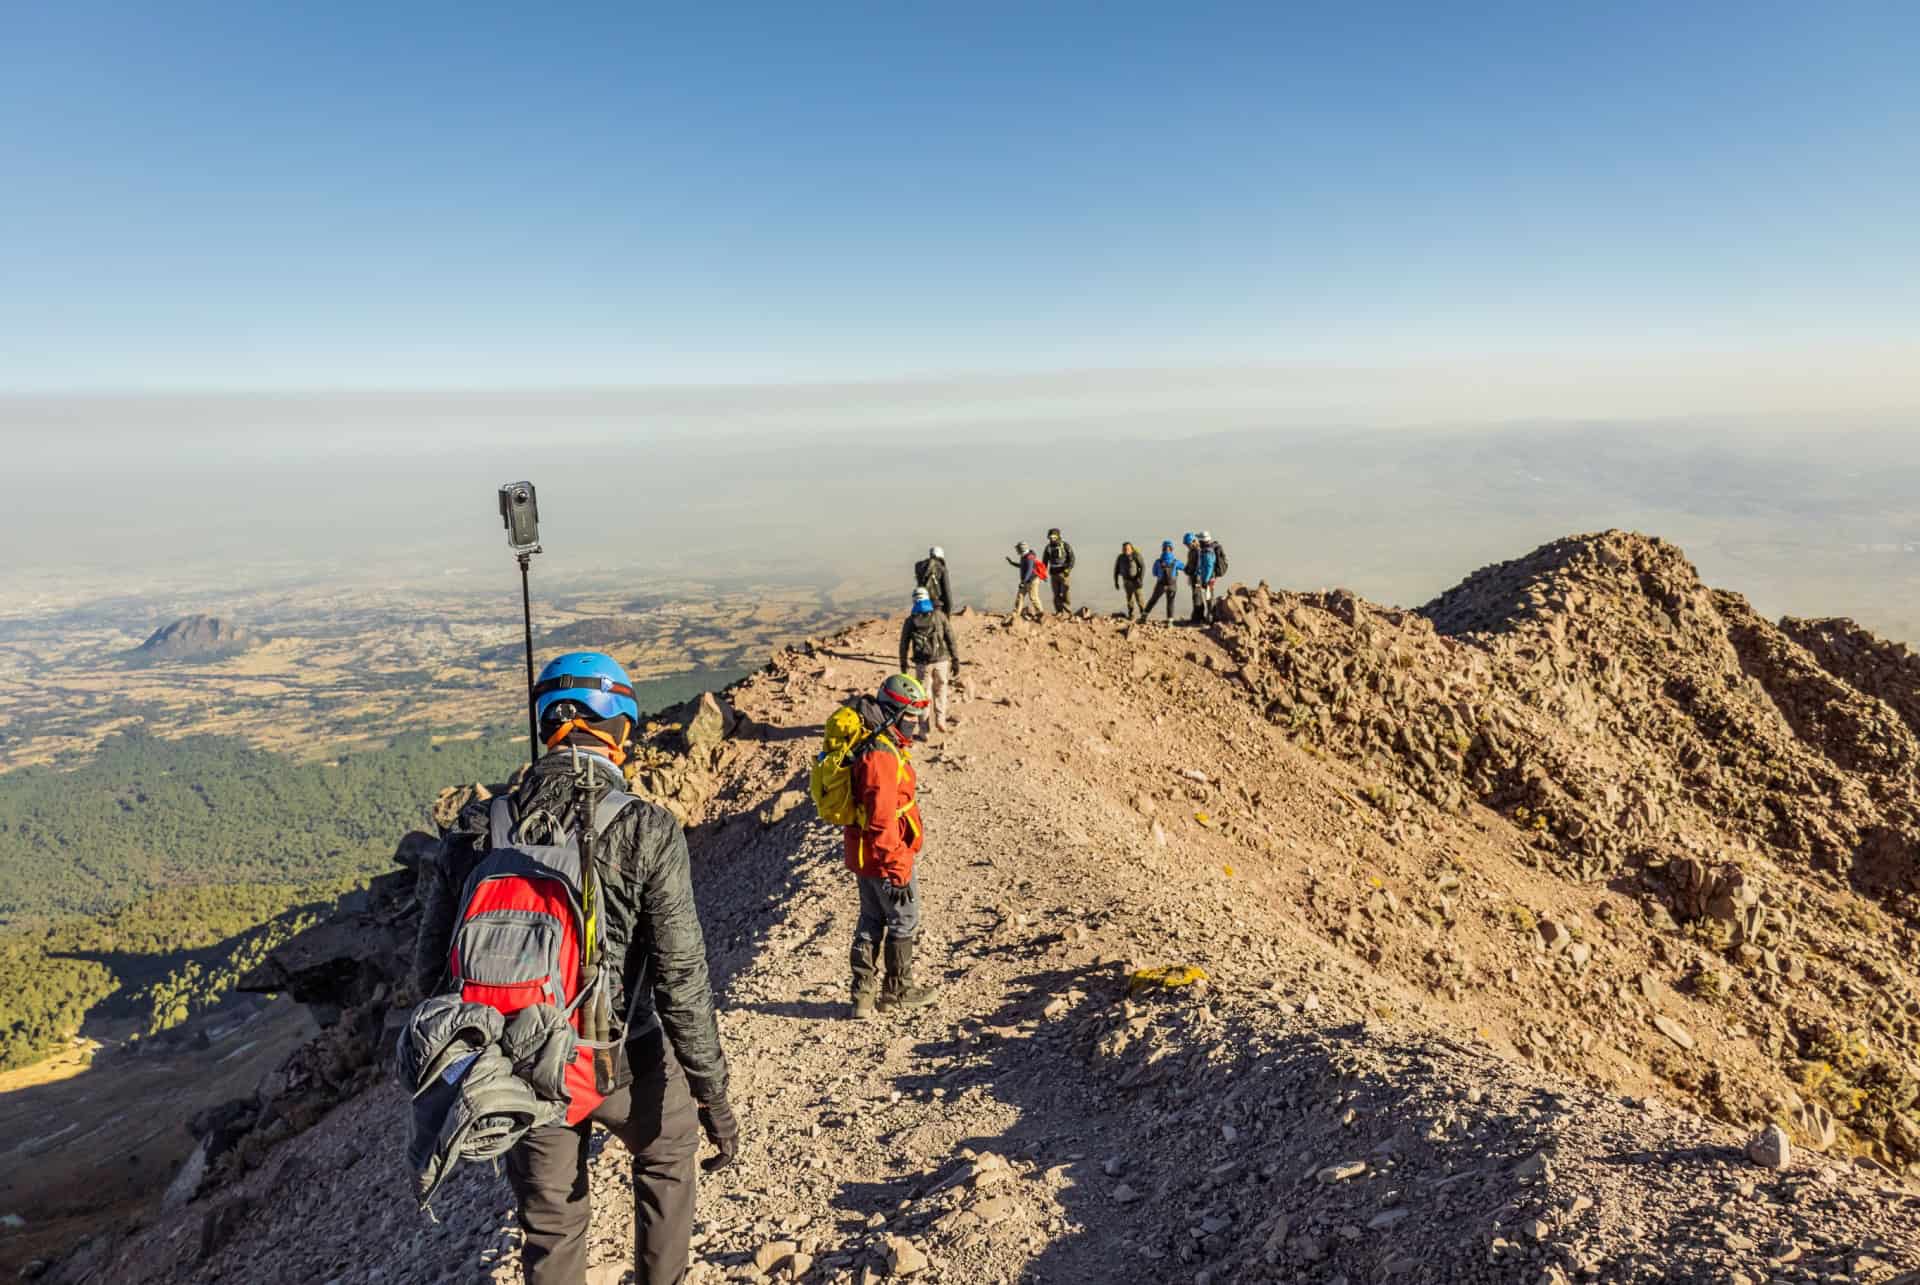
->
[1122,583,1145,618]
[1144,579,1177,620]
[506,1030,700,1285]
[854,870,921,947]
[1050,571,1071,613]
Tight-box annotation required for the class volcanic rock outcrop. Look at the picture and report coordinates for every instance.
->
[130,614,262,662]
[1212,531,1920,1168]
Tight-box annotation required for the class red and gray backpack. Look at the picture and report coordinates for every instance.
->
[447,786,635,1124]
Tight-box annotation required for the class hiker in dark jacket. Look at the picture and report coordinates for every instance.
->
[898,588,962,733]
[1191,530,1221,623]
[1006,541,1045,620]
[1043,528,1076,613]
[1183,532,1215,623]
[1143,540,1183,623]
[914,546,952,614]
[1114,542,1146,620]
[414,651,738,1285]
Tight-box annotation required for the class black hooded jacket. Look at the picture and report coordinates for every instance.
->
[412,750,730,1105]
[913,556,952,613]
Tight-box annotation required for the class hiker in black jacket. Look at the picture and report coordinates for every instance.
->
[1044,528,1076,613]
[914,546,952,614]
[1114,542,1146,620]
[413,651,738,1285]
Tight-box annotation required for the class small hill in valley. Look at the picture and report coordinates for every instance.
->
[128,615,262,664]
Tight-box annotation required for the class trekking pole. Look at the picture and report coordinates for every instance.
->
[569,746,615,1075]
[497,481,543,768]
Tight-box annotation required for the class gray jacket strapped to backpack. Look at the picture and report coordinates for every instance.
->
[412,751,730,1105]
[400,782,650,1208]
[398,996,578,1209]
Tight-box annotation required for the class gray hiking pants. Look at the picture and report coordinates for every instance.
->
[505,1030,700,1285]
[1144,579,1178,620]
[854,870,921,945]
[1190,578,1214,622]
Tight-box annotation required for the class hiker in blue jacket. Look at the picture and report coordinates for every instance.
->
[1184,532,1217,623]
[1143,541,1184,623]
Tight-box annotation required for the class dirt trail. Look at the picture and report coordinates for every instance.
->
[45,586,1920,1284]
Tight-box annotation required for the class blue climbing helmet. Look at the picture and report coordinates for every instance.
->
[1182,532,1195,546]
[1162,539,1174,551]
[533,651,641,734]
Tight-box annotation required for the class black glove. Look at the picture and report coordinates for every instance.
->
[698,1097,740,1172]
[885,880,914,909]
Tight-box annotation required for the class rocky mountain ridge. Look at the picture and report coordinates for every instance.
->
[31,531,1920,1284]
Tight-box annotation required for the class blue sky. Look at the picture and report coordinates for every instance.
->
[2,0,1916,391]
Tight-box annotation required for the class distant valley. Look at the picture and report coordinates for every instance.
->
[0,571,889,770]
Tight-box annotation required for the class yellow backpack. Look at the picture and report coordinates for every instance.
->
[809,706,908,826]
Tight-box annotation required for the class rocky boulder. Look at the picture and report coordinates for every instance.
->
[681,691,737,752]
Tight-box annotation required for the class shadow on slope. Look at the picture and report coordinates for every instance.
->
[857,967,1917,1283]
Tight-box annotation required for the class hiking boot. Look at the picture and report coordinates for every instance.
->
[877,938,937,1012]
[850,941,881,1020]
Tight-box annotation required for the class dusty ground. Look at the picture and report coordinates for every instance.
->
[57,597,1920,1285]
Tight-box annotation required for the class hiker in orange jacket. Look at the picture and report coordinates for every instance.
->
[844,674,938,1019]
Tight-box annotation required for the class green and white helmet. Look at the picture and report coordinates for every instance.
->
[878,673,931,718]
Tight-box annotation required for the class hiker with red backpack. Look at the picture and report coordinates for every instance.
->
[1006,541,1046,620]
[809,674,938,1020]
[410,651,738,1285]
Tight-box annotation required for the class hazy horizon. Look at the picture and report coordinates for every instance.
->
[9,386,1917,647]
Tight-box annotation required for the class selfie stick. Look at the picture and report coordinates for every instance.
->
[498,481,543,768]
[518,551,537,766]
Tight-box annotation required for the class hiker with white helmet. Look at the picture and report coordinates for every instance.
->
[1006,541,1045,620]
[1196,530,1228,621]
[914,546,953,615]
[1184,531,1216,623]
[898,587,962,734]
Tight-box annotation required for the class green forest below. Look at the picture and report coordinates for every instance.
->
[0,728,520,1072]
